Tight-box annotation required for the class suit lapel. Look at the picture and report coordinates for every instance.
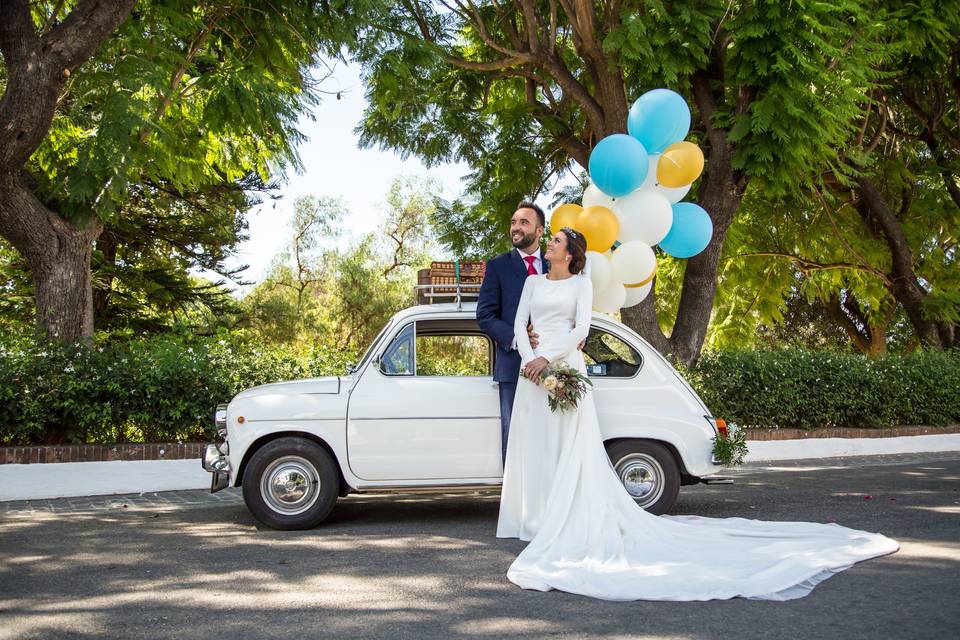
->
[510,249,529,281]
[543,248,550,274]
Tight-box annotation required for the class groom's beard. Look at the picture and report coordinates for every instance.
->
[511,231,538,249]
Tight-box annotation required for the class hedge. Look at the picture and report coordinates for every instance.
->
[1,333,957,445]
[685,349,960,429]
[0,332,356,445]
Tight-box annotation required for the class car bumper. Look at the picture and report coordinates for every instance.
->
[201,443,230,493]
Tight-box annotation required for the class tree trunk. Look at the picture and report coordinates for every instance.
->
[0,174,102,340]
[853,177,946,349]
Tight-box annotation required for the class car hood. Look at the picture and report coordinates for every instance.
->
[233,377,340,399]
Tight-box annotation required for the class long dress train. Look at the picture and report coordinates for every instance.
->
[496,274,898,601]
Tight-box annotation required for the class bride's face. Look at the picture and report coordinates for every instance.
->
[545,232,570,265]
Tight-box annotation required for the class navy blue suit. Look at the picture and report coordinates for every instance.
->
[477,249,547,461]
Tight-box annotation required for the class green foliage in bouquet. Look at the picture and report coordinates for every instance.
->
[712,427,749,467]
[522,362,593,414]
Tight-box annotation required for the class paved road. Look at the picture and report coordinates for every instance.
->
[1,453,958,640]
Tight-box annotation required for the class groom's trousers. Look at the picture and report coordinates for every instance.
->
[498,381,517,463]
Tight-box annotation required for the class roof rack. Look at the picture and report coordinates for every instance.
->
[413,283,481,310]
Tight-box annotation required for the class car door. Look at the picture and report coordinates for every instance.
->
[346,318,502,481]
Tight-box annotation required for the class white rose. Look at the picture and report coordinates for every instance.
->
[543,375,559,391]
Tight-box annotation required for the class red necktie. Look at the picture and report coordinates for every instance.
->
[524,255,537,275]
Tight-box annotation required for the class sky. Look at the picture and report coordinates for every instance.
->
[225,61,471,290]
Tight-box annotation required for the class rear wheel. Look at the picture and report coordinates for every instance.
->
[242,437,339,530]
[605,440,680,515]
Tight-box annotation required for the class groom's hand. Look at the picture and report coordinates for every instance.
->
[527,323,540,349]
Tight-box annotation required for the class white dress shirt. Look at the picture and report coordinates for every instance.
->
[516,248,543,274]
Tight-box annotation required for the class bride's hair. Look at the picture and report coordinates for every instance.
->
[559,227,588,275]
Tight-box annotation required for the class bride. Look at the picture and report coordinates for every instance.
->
[496,227,899,601]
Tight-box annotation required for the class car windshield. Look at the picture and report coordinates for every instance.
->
[351,319,393,374]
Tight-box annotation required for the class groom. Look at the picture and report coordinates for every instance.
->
[477,201,547,463]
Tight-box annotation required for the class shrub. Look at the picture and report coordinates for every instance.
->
[685,349,960,429]
[0,330,356,445]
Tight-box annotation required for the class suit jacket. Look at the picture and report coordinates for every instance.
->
[477,248,548,382]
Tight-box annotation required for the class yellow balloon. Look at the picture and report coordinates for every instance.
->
[575,205,620,253]
[657,141,705,188]
[550,203,582,232]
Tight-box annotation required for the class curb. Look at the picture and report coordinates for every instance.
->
[1,433,959,502]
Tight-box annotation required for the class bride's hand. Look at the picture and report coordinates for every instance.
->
[523,357,550,384]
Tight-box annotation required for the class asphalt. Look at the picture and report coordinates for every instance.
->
[1,452,958,640]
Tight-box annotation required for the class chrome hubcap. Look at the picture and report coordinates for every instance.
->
[616,453,663,509]
[261,456,320,515]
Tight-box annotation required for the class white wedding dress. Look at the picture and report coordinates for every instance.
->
[496,273,899,601]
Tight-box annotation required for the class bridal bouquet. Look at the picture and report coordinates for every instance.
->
[522,361,592,413]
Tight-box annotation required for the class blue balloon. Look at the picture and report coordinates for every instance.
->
[627,89,691,154]
[659,203,712,258]
[588,134,649,198]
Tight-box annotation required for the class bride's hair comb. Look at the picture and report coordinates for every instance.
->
[560,227,580,239]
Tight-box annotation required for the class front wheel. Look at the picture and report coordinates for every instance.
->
[242,437,340,530]
[605,440,680,515]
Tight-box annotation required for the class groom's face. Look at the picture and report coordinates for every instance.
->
[510,207,544,250]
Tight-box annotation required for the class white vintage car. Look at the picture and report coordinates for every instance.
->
[202,301,731,530]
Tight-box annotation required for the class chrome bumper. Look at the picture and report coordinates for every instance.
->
[201,443,230,493]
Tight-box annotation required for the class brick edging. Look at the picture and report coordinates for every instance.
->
[3,425,959,464]
[745,425,960,440]
[0,443,205,465]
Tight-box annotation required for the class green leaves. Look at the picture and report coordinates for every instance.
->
[0,330,357,445]
[687,348,960,429]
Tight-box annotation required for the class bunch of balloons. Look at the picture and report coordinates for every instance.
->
[550,89,713,313]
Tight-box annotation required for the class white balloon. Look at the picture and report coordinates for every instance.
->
[593,281,627,314]
[614,190,673,246]
[636,156,660,192]
[635,154,692,204]
[610,241,656,285]
[586,251,613,291]
[657,182,692,204]
[583,183,617,210]
[622,281,653,308]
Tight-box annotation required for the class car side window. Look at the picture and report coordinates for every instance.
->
[582,328,642,377]
[380,323,414,375]
[416,334,491,376]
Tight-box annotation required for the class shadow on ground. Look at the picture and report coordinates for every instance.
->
[1,457,958,640]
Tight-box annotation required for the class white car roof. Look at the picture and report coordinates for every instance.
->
[392,301,636,338]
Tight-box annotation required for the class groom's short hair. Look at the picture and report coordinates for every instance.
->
[516,201,545,228]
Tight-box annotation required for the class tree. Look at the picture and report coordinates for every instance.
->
[350,0,886,365]
[242,177,441,349]
[0,0,350,341]
[0,0,137,340]
[711,2,960,353]
[241,195,344,343]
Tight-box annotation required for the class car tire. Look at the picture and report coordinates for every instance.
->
[605,440,680,515]
[242,437,339,530]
